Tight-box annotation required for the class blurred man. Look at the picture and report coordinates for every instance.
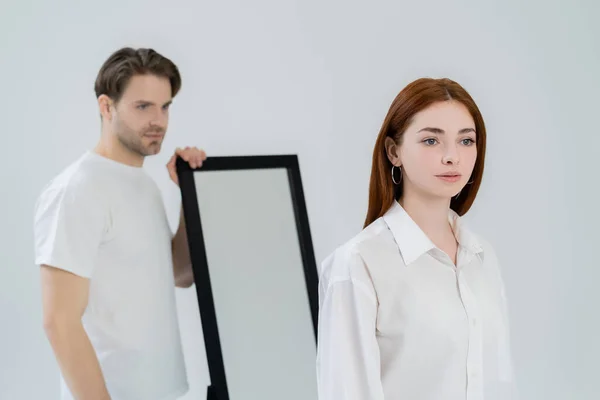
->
[33,47,205,400]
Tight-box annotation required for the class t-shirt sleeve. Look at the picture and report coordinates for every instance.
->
[33,178,107,278]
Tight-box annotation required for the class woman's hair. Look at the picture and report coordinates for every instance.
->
[94,47,182,103]
[363,77,487,228]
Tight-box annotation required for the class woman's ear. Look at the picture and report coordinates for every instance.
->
[384,136,401,166]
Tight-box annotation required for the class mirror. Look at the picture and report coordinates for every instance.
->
[176,155,319,400]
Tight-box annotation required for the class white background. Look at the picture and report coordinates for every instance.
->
[1,0,598,398]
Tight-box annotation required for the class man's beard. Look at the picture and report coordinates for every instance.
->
[115,120,165,157]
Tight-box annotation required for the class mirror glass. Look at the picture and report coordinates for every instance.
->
[177,158,318,400]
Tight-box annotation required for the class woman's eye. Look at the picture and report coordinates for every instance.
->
[424,138,437,145]
[462,138,475,146]
[137,104,148,110]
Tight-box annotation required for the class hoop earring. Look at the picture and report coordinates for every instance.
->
[391,165,402,185]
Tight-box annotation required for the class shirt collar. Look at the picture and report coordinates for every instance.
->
[382,201,484,266]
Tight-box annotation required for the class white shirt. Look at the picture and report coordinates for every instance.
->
[33,151,189,400]
[316,201,518,400]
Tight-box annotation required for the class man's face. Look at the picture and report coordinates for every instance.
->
[110,74,172,157]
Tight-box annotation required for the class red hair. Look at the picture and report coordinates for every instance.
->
[363,78,487,228]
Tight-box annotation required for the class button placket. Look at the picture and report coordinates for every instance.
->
[457,255,484,400]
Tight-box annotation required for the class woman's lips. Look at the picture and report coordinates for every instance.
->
[436,174,461,183]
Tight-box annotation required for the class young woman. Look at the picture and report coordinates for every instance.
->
[316,78,518,400]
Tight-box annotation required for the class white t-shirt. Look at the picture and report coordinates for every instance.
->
[33,151,189,400]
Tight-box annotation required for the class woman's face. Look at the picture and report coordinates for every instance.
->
[386,100,478,201]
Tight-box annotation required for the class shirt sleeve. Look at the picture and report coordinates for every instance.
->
[496,260,519,389]
[316,250,385,400]
[33,178,108,278]
[486,243,520,399]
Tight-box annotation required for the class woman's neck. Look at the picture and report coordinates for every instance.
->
[398,190,454,244]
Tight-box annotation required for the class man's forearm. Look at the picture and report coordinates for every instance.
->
[172,205,193,288]
[45,319,111,400]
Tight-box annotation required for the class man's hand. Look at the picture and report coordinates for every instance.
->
[166,146,207,186]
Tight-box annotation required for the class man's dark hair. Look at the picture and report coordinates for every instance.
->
[94,47,182,103]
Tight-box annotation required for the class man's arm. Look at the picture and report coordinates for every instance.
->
[172,205,194,288]
[40,264,111,400]
[166,146,206,288]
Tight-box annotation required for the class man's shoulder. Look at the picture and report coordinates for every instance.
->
[36,152,107,206]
